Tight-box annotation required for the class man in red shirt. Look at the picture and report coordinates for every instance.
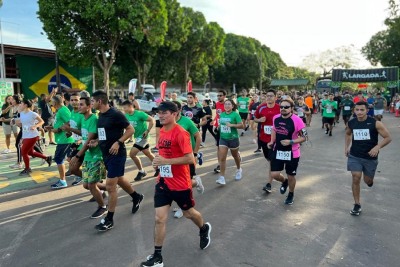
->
[140,101,211,267]
[254,89,284,193]
[212,89,227,173]
[353,91,364,104]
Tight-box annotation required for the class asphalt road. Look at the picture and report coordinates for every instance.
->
[1,113,399,267]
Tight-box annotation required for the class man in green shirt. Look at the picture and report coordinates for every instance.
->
[45,94,75,189]
[340,94,354,128]
[322,93,338,136]
[122,100,156,181]
[69,96,108,219]
[237,89,250,136]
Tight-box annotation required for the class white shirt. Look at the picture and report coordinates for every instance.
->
[20,111,40,139]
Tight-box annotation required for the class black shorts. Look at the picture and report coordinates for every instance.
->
[260,141,273,161]
[154,182,195,211]
[239,112,248,120]
[270,157,300,176]
[342,114,351,121]
[323,117,335,125]
[104,155,126,178]
[214,129,220,146]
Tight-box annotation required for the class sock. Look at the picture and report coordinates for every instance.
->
[130,191,141,201]
[139,169,144,173]
[288,192,294,197]
[106,211,114,221]
[154,246,162,256]
[200,224,208,232]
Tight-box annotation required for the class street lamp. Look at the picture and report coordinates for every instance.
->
[254,52,262,90]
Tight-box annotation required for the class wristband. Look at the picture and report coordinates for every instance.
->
[290,140,294,145]
[117,140,124,146]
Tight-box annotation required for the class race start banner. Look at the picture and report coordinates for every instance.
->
[332,67,398,83]
[16,55,93,99]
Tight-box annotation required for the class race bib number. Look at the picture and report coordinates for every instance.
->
[344,106,351,111]
[81,129,88,139]
[263,125,272,135]
[297,111,304,117]
[353,129,370,140]
[98,128,107,140]
[326,108,332,114]
[276,150,291,161]
[251,110,255,115]
[240,105,246,110]
[221,125,231,133]
[159,165,173,178]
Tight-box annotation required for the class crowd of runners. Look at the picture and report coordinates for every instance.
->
[0,87,393,267]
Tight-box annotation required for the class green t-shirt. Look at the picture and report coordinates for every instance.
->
[341,99,354,116]
[177,115,199,150]
[322,100,337,118]
[70,109,84,146]
[54,106,74,144]
[237,96,250,113]
[219,111,242,140]
[125,110,149,139]
[81,114,103,162]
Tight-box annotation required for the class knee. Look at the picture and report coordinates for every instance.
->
[106,184,117,193]
[155,214,167,225]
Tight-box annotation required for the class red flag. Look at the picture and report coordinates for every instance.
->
[160,81,167,100]
[187,80,192,92]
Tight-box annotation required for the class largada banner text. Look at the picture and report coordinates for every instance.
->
[16,55,93,99]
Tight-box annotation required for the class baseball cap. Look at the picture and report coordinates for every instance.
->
[157,101,178,112]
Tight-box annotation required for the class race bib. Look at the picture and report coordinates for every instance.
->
[221,125,231,133]
[135,137,142,143]
[344,106,351,111]
[81,129,88,139]
[159,165,173,178]
[264,125,272,135]
[326,108,332,114]
[98,128,107,140]
[276,150,291,161]
[297,111,304,117]
[240,105,246,110]
[251,110,255,115]
[353,129,370,140]
[23,125,30,131]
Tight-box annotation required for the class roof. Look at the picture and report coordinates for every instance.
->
[4,44,55,58]
[270,79,309,87]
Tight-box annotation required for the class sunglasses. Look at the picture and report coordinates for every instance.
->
[280,106,291,109]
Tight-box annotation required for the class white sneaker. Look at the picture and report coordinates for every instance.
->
[216,176,226,185]
[9,163,23,169]
[200,142,205,147]
[235,168,242,181]
[2,149,11,154]
[174,208,183,218]
[194,175,205,194]
[252,139,257,144]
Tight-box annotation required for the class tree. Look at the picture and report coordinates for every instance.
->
[301,45,359,77]
[38,0,168,95]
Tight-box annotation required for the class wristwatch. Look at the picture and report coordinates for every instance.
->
[117,140,124,146]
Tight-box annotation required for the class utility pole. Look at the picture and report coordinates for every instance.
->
[254,52,262,91]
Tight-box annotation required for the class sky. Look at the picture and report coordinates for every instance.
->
[0,0,390,68]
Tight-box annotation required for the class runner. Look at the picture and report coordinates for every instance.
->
[373,92,386,121]
[212,90,227,173]
[267,98,306,205]
[366,92,375,117]
[294,96,311,125]
[91,90,144,231]
[254,89,283,193]
[122,100,156,181]
[304,93,313,126]
[345,101,392,216]
[237,89,250,136]
[215,99,244,185]
[17,99,52,175]
[45,95,75,189]
[249,94,260,145]
[333,92,342,124]
[321,93,337,137]
[200,99,216,147]
[69,96,108,219]
[140,101,211,267]
[340,94,354,128]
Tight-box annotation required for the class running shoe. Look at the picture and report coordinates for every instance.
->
[95,218,114,232]
[280,179,288,194]
[1,149,11,154]
[90,207,108,219]
[199,222,212,250]
[132,194,144,214]
[65,170,73,177]
[46,156,53,167]
[50,179,68,189]
[253,149,262,153]
[245,125,249,131]
[19,168,32,176]
[235,168,242,181]
[240,132,244,136]
[325,129,329,134]
[367,181,374,187]
[153,169,160,177]
[285,194,294,205]
[350,204,362,216]
[134,171,147,181]
[141,254,164,267]
[197,152,203,166]
[9,163,23,169]
[329,131,332,137]
[89,191,107,202]
[49,142,57,145]
[213,165,220,173]
[252,139,257,144]
[194,175,205,194]
[263,183,272,193]
[71,177,83,186]
[200,142,205,147]
[216,176,226,185]
[174,208,183,218]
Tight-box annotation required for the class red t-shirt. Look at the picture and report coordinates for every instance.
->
[213,101,226,127]
[254,103,281,143]
[157,124,193,191]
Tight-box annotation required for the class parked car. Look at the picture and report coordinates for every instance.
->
[136,92,160,113]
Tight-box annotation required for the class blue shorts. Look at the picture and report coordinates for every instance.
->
[104,155,126,178]
[54,144,72,165]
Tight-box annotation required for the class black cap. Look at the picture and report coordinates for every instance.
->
[158,101,178,112]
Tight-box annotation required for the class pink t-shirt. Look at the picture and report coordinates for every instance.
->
[272,114,305,158]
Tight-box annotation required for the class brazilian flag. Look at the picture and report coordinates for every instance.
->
[16,55,93,99]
